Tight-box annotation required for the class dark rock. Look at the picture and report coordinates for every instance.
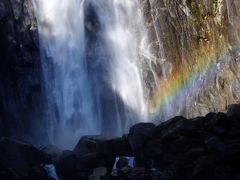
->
[205,113,230,136]
[0,137,50,178]
[53,107,240,179]
[57,150,111,179]
[128,123,155,152]
[89,166,107,179]
[56,150,94,179]
[205,136,226,153]
[144,139,163,161]
[0,168,20,180]
[153,116,197,138]
[0,0,44,143]
[175,148,207,173]
[227,104,240,117]
[73,135,114,170]
[56,150,79,179]
[128,123,155,166]
[27,166,49,180]
[186,156,214,180]
[116,157,129,169]
[74,135,108,155]
[0,2,7,21]
[40,145,63,162]
[108,135,132,156]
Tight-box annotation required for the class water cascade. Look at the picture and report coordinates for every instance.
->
[32,0,149,148]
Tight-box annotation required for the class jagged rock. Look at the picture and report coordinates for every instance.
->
[74,135,108,155]
[56,150,97,179]
[56,149,111,179]
[153,116,197,138]
[52,110,240,179]
[41,145,63,162]
[27,166,49,180]
[203,113,230,137]
[107,135,132,156]
[0,137,50,178]
[140,0,240,119]
[186,156,214,180]
[227,104,240,117]
[128,123,155,152]
[205,136,226,153]
[89,166,107,179]
[0,0,43,142]
[116,157,129,169]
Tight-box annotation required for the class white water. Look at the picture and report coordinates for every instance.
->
[32,0,148,148]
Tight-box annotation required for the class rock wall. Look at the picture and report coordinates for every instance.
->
[0,0,45,142]
[139,0,240,119]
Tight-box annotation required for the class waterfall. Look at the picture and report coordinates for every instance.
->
[32,0,148,148]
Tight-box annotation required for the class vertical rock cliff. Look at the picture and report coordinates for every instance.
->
[140,0,240,119]
[0,0,45,142]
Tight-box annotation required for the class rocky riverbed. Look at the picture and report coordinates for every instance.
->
[1,104,240,180]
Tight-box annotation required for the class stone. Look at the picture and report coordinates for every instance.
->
[153,116,196,138]
[0,0,43,143]
[0,137,50,177]
[116,157,129,169]
[128,123,155,152]
[107,135,132,156]
[227,104,240,117]
[187,156,214,180]
[56,150,99,179]
[74,135,108,155]
[205,136,226,153]
[41,145,63,162]
[92,167,107,177]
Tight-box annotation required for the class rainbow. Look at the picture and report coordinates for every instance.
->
[150,43,228,118]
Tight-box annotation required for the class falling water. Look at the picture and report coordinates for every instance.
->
[32,0,148,148]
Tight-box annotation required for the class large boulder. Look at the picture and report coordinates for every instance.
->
[153,116,197,138]
[74,135,131,168]
[0,137,50,178]
[128,123,155,152]
[227,104,240,117]
[107,135,132,156]
[56,150,107,179]
[74,135,108,155]
[40,145,63,162]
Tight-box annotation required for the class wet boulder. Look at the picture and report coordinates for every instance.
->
[40,145,63,162]
[89,167,107,180]
[205,136,226,153]
[74,135,108,155]
[107,135,132,156]
[128,123,155,152]
[153,116,197,138]
[227,104,240,117]
[0,137,50,178]
[74,135,114,169]
[56,150,109,179]
[116,157,129,169]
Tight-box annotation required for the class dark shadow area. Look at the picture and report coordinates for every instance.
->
[0,0,47,144]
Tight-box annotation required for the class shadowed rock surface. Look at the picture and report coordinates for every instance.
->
[0,0,45,143]
[0,105,240,179]
[0,137,51,179]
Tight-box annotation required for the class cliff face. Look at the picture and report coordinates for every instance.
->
[140,0,240,119]
[0,0,45,140]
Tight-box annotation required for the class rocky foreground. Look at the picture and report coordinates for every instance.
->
[1,104,240,180]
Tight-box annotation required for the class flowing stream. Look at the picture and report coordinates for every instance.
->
[32,0,149,148]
